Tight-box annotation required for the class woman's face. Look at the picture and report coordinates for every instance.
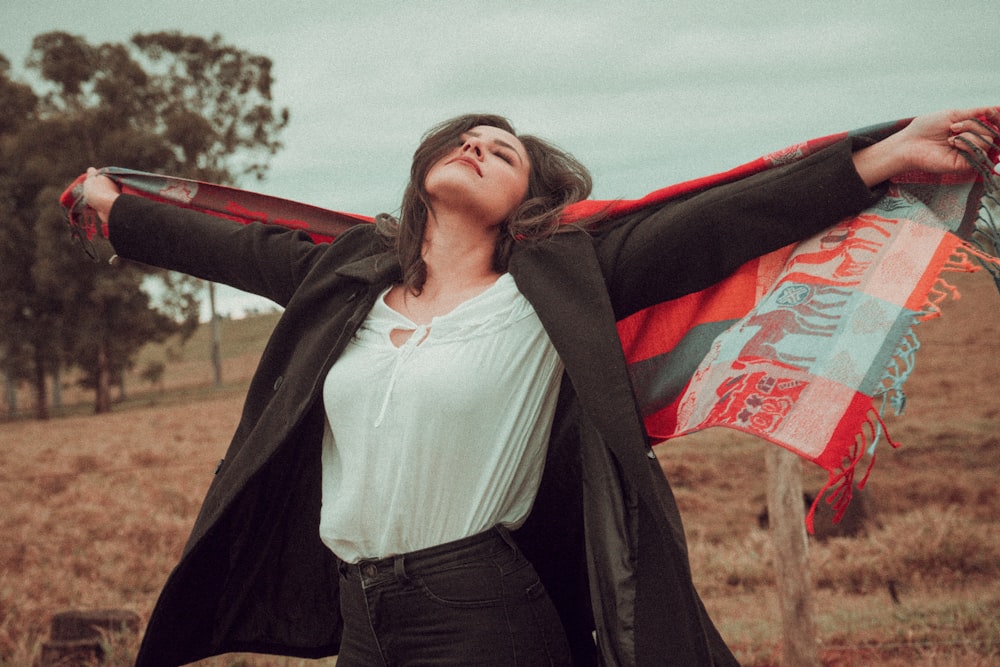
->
[424,125,531,227]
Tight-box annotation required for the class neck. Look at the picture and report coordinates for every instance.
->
[418,210,502,296]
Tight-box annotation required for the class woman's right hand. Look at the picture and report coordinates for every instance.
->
[81,168,121,224]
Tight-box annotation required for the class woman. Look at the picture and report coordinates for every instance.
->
[80,107,997,666]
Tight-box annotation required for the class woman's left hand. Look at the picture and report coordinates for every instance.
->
[853,106,999,187]
[901,106,1000,174]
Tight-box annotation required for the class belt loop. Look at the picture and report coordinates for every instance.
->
[394,555,409,583]
[495,524,518,553]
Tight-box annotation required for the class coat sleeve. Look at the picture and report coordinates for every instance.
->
[595,138,880,320]
[107,194,356,307]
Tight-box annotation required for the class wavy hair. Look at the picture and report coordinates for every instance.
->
[375,114,593,293]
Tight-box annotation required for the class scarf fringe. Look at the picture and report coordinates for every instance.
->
[969,153,1000,290]
[877,329,919,417]
[806,409,899,533]
[962,237,1000,295]
[806,242,985,534]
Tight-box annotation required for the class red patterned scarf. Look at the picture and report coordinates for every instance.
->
[61,119,1000,528]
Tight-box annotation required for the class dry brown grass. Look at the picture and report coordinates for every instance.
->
[1,269,998,665]
[663,269,1000,665]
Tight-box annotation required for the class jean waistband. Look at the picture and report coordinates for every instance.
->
[339,525,517,581]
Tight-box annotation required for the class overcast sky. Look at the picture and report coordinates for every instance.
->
[4,0,999,315]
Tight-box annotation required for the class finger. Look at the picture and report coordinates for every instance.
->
[950,127,997,151]
[950,105,1000,123]
[953,135,990,167]
[970,118,1000,142]
[949,133,995,166]
[86,167,112,181]
[948,113,999,160]
[950,118,999,140]
[951,135,999,181]
[950,107,1000,133]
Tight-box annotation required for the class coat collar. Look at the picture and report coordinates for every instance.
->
[333,232,650,454]
[333,250,401,284]
[508,231,651,454]
[510,231,686,548]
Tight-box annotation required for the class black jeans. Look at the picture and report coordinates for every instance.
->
[336,526,573,666]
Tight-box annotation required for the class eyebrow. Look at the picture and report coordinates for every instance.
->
[467,130,525,165]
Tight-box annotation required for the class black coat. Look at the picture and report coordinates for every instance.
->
[108,139,875,666]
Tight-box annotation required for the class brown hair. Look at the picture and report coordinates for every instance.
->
[375,113,593,293]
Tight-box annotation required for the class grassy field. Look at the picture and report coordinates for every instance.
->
[1,269,999,666]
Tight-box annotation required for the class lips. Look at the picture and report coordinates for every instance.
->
[448,156,482,176]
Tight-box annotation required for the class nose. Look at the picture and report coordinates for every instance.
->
[461,137,484,160]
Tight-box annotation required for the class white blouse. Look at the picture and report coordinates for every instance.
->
[319,273,565,563]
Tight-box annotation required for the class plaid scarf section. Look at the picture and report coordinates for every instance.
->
[61,120,1000,529]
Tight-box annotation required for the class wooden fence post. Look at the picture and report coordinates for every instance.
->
[765,447,820,666]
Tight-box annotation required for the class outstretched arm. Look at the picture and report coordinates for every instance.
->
[598,106,999,318]
[852,106,999,187]
[76,167,331,307]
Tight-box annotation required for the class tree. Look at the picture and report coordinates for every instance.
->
[0,31,288,416]
[129,32,290,386]
[0,54,37,135]
[0,58,53,418]
[129,32,289,183]
[0,57,36,410]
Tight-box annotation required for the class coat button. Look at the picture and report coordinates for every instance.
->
[361,563,377,578]
[273,376,283,391]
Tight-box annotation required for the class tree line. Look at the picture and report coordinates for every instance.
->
[0,31,288,419]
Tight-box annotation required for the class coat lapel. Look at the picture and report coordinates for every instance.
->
[509,231,655,487]
[184,246,402,554]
